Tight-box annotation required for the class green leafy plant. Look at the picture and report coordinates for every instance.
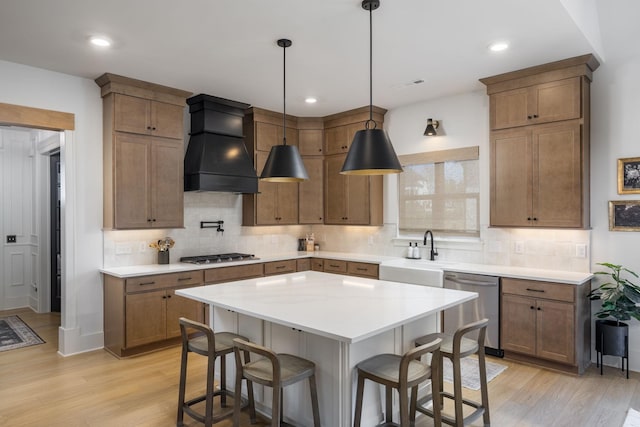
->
[589,262,640,324]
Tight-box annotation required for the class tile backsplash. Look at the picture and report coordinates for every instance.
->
[103,192,590,273]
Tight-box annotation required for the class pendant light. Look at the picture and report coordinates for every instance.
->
[341,0,402,175]
[260,38,309,182]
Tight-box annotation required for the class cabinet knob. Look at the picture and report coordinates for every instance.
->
[537,307,541,311]
[147,218,152,222]
[530,306,534,310]
[527,217,532,221]
[152,219,156,222]
[533,114,538,118]
[147,126,152,130]
[533,217,538,221]
[527,115,532,119]
[167,295,172,298]
[152,127,157,130]
[318,149,322,152]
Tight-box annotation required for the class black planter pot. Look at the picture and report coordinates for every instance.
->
[158,250,170,265]
[595,319,629,378]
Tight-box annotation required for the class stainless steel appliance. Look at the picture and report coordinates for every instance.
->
[443,271,503,357]
[180,253,257,265]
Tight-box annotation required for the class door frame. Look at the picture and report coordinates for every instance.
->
[0,102,74,339]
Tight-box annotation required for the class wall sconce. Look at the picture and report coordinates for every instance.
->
[423,118,440,136]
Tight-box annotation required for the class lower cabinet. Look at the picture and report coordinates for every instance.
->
[103,271,204,357]
[501,277,590,374]
[318,258,379,279]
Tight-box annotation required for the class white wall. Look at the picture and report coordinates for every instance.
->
[590,55,640,371]
[0,60,104,355]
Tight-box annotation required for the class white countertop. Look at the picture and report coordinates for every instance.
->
[175,271,477,343]
[100,250,592,285]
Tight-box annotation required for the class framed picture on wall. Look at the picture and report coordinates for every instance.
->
[609,200,640,231]
[617,157,640,194]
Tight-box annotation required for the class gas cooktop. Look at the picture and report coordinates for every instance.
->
[180,253,258,265]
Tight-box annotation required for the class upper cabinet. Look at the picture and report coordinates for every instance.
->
[96,73,191,230]
[490,78,581,130]
[480,54,599,229]
[298,120,325,224]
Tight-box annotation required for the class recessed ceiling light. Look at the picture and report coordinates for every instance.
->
[488,42,509,52]
[305,97,317,104]
[89,36,112,47]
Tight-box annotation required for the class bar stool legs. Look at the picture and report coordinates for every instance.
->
[353,337,442,427]
[414,319,490,427]
[177,317,251,427]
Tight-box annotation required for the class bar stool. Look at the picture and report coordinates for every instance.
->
[177,317,254,427]
[232,338,321,427]
[414,319,490,427]
[353,337,442,427]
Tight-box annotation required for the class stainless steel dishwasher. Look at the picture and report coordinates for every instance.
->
[443,271,503,357]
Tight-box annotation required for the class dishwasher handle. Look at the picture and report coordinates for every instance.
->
[444,275,498,287]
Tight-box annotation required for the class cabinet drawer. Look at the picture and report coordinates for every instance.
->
[126,271,203,293]
[296,258,311,271]
[205,263,264,283]
[323,259,348,274]
[502,278,574,303]
[311,259,324,271]
[264,260,297,276]
[347,262,379,278]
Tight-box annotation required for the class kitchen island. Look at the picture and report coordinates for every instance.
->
[176,271,476,426]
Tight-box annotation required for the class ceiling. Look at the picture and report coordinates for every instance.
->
[0,1,635,117]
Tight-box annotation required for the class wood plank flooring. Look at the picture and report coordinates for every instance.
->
[0,308,636,427]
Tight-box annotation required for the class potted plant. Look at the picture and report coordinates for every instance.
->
[150,237,175,264]
[589,262,640,378]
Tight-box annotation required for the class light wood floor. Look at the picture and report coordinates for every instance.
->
[0,308,637,427]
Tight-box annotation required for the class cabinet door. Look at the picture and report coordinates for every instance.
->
[501,294,536,355]
[299,157,324,223]
[530,78,580,125]
[345,174,370,225]
[536,299,575,364]
[255,151,278,224]
[276,181,299,224]
[491,88,529,130]
[324,126,348,155]
[114,94,150,135]
[166,287,204,339]
[256,122,280,151]
[113,133,152,229]
[151,138,184,228]
[299,129,324,156]
[151,101,184,139]
[532,122,583,227]
[125,290,166,348]
[490,129,532,227]
[324,155,348,224]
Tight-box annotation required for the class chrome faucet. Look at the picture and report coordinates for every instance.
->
[423,230,438,261]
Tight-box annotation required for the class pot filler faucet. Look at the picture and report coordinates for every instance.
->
[423,230,438,261]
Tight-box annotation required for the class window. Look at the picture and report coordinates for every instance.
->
[398,147,479,238]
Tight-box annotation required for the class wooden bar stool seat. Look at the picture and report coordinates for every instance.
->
[414,319,490,427]
[353,337,442,427]
[177,317,254,427]
[232,338,320,427]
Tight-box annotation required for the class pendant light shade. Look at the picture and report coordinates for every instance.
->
[341,0,402,176]
[260,38,309,182]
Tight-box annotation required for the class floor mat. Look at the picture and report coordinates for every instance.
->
[442,356,507,390]
[0,315,45,352]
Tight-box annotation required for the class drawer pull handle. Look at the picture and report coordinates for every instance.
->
[276,265,286,269]
[526,288,545,293]
[329,264,340,268]
[139,281,155,286]
[356,267,368,271]
[177,277,192,281]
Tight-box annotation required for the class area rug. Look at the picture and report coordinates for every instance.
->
[0,315,45,352]
[624,408,640,427]
[442,356,507,391]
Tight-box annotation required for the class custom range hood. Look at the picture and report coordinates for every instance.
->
[184,94,258,193]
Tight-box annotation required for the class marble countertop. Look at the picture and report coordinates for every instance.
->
[175,271,477,343]
[100,250,593,285]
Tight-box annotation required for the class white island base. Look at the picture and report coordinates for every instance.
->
[176,271,476,426]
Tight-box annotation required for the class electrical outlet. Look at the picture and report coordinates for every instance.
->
[6,235,17,243]
[575,243,587,258]
[138,242,147,253]
[514,241,524,254]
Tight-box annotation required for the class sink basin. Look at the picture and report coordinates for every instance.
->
[380,258,458,271]
[379,258,456,287]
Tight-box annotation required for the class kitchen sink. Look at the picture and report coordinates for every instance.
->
[379,258,454,288]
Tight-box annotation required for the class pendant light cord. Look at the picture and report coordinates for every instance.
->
[369,4,373,126]
[282,42,287,146]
